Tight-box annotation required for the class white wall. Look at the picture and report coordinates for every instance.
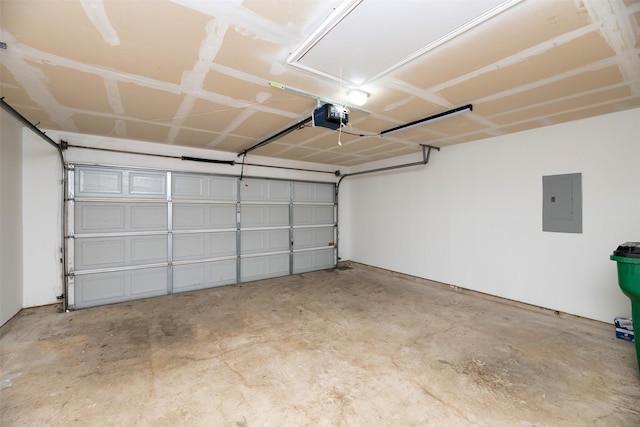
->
[340,108,640,323]
[0,109,24,325]
[22,130,64,307]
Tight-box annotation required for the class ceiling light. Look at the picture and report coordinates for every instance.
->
[347,89,370,106]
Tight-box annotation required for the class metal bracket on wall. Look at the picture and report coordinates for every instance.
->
[336,144,440,188]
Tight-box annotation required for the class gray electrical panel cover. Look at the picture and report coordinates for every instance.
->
[542,173,582,233]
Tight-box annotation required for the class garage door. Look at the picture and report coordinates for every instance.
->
[292,182,336,274]
[66,165,336,309]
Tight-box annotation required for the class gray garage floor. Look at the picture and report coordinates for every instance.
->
[1,263,639,426]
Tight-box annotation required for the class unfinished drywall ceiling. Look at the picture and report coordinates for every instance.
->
[1,0,639,166]
[287,0,521,84]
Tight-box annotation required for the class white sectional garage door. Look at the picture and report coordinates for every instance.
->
[171,173,238,294]
[66,165,336,309]
[292,182,336,274]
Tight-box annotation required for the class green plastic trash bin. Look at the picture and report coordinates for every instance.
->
[610,242,640,372]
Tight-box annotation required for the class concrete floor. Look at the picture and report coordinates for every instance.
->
[1,263,639,426]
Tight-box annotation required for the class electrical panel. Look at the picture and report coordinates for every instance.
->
[542,173,582,233]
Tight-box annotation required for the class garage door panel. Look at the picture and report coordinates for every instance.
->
[293,182,334,203]
[173,175,204,198]
[77,271,126,304]
[207,205,237,229]
[173,234,204,260]
[173,174,237,200]
[74,267,168,309]
[173,204,236,230]
[173,204,204,229]
[76,168,166,199]
[241,179,290,202]
[293,205,334,225]
[241,205,289,227]
[173,232,236,260]
[173,260,236,293]
[293,249,335,274]
[75,235,167,270]
[206,232,237,258]
[130,236,168,263]
[75,238,125,270]
[173,263,203,292]
[293,227,335,249]
[207,177,237,200]
[130,205,167,229]
[241,254,289,282]
[241,229,289,254]
[77,168,124,196]
[76,202,167,233]
[131,267,169,296]
[77,203,125,232]
[129,172,167,197]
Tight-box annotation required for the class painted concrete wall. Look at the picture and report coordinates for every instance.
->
[340,108,640,323]
[0,110,24,325]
